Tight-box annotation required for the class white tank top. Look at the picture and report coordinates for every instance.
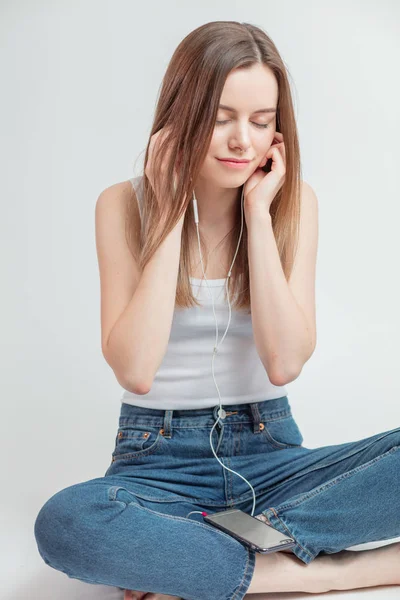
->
[119,175,288,409]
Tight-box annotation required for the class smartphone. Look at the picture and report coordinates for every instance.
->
[203,508,296,554]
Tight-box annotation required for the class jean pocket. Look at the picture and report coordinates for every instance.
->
[261,411,304,449]
[111,424,164,462]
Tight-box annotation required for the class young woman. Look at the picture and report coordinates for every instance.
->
[34,21,400,600]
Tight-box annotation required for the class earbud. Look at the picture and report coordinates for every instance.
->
[192,197,199,224]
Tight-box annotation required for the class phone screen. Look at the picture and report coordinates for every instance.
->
[204,508,296,554]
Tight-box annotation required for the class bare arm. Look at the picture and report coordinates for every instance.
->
[246,182,318,386]
[95,181,184,395]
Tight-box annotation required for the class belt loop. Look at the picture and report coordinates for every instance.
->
[161,409,173,438]
[250,403,263,434]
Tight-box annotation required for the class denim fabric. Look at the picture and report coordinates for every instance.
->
[34,395,400,599]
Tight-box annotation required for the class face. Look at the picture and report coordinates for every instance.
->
[200,63,278,188]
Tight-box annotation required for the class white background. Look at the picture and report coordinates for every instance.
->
[1,1,399,598]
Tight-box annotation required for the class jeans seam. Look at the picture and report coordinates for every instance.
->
[230,547,256,600]
[107,485,236,507]
[275,445,399,512]
[107,485,185,503]
[267,507,317,562]
[291,427,400,482]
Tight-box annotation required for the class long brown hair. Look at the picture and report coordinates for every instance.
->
[127,21,302,313]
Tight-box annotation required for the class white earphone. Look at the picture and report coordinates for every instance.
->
[192,186,257,517]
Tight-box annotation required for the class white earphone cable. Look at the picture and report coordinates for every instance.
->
[192,185,257,517]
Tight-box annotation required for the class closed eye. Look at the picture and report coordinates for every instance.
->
[216,120,269,129]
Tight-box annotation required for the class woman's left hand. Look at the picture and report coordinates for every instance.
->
[243,131,286,215]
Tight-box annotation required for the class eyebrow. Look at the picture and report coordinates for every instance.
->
[218,104,277,114]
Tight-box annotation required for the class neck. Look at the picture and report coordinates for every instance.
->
[192,177,242,233]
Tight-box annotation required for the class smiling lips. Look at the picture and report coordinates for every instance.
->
[217,157,251,163]
[216,158,252,169]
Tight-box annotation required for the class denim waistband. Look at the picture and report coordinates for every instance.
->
[119,395,291,439]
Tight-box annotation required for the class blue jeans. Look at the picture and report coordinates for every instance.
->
[34,395,400,599]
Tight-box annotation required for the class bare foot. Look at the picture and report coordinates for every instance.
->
[124,591,146,600]
[143,593,182,600]
[124,591,182,600]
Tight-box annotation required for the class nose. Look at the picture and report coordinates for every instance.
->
[229,123,251,152]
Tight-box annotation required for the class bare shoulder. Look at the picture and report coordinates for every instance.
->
[96,179,137,213]
[300,180,319,214]
[297,180,319,252]
[297,180,319,239]
[95,179,140,247]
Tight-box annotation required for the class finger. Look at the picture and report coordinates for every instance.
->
[272,141,285,164]
[261,146,278,168]
[272,133,285,162]
[270,143,285,165]
[277,142,285,165]
[267,145,286,173]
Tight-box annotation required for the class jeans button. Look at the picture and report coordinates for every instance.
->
[217,408,226,419]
